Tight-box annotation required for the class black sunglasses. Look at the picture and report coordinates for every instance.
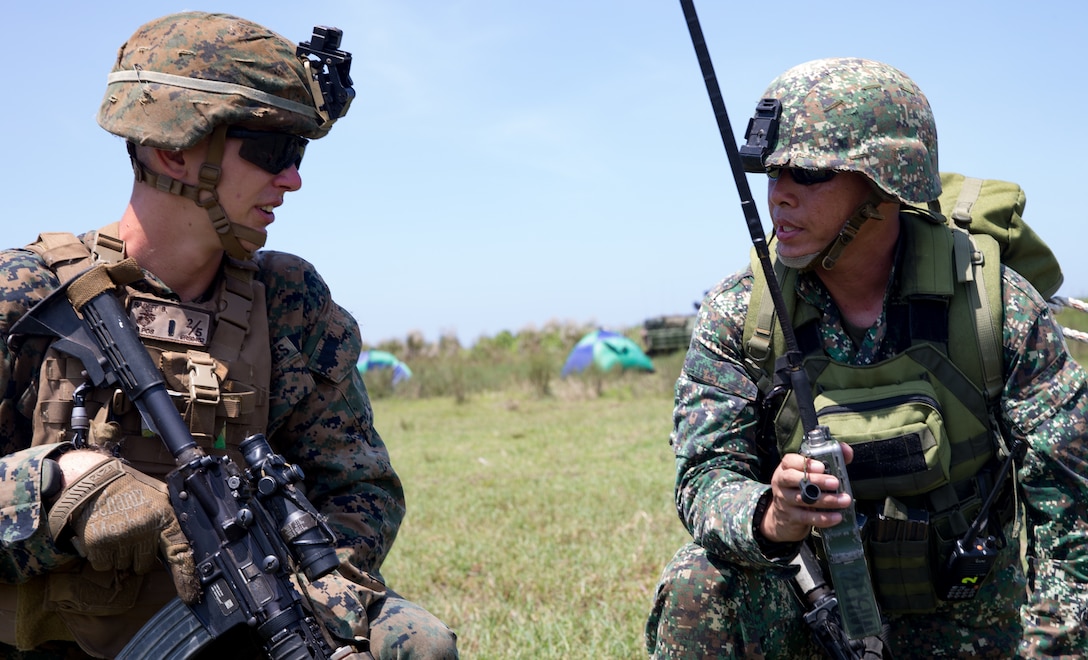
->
[226,127,308,174]
[767,167,837,186]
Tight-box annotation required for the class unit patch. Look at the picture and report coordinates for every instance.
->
[129,297,212,347]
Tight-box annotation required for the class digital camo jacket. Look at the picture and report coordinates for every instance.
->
[0,240,405,584]
[671,261,1088,654]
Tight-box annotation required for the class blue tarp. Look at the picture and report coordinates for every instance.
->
[560,330,654,377]
[357,350,413,385]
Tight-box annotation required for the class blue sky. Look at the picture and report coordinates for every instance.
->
[6,1,1086,345]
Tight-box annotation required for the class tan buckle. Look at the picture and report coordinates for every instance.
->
[186,351,221,405]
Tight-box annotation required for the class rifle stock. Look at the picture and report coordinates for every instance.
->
[11,264,350,659]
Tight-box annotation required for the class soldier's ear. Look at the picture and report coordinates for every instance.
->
[146,140,208,181]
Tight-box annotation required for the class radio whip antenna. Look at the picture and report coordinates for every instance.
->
[677,0,818,431]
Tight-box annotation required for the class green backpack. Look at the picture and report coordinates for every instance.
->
[937,172,1063,300]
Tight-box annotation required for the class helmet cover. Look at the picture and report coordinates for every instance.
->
[97,11,328,149]
[760,57,940,205]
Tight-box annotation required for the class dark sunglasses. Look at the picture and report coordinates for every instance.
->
[767,167,837,186]
[226,127,308,174]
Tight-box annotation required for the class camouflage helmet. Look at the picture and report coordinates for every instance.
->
[97,11,328,149]
[753,57,940,205]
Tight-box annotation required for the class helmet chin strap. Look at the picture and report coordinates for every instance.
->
[776,193,886,271]
[128,125,266,260]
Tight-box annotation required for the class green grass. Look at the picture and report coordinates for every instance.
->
[364,304,1088,658]
[374,380,690,659]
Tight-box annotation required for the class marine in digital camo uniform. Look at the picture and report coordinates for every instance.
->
[645,58,1088,658]
[0,12,457,659]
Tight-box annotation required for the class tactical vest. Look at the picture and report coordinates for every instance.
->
[5,225,276,654]
[25,225,272,480]
[741,211,1015,613]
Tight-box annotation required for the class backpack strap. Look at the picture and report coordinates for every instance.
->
[951,227,1004,401]
[941,177,1005,402]
[742,245,825,394]
[742,248,809,384]
[949,176,984,225]
[745,258,786,366]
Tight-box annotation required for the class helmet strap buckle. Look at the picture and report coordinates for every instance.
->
[820,196,886,270]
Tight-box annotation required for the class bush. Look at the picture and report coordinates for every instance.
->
[362,298,1088,403]
[360,367,396,400]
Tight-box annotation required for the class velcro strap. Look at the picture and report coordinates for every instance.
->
[218,391,254,418]
[46,457,124,541]
[67,259,145,311]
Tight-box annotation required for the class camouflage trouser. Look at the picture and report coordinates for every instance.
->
[646,542,820,659]
[647,542,1030,659]
[306,563,457,658]
[365,588,459,659]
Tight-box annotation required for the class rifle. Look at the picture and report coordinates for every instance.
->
[676,1,884,655]
[10,260,355,659]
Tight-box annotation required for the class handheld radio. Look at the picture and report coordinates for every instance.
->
[936,440,1023,600]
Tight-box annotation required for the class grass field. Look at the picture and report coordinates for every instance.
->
[374,378,691,659]
[368,307,1088,658]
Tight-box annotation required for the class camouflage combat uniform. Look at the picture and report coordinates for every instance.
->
[0,240,457,658]
[1,10,457,658]
[646,56,1087,660]
[645,253,1088,658]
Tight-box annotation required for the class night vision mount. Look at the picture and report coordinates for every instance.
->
[740,98,781,174]
[297,26,355,125]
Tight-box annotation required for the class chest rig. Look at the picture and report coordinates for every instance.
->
[742,213,1015,613]
[26,225,272,480]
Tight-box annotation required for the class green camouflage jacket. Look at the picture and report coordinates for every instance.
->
[0,239,405,583]
[672,256,1088,653]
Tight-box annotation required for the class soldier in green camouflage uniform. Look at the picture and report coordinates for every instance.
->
[645,58,1088,658]
[0,12,457,659]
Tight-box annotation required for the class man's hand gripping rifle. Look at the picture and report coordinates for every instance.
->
[10,259,354,660]
[677,2,886,657]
